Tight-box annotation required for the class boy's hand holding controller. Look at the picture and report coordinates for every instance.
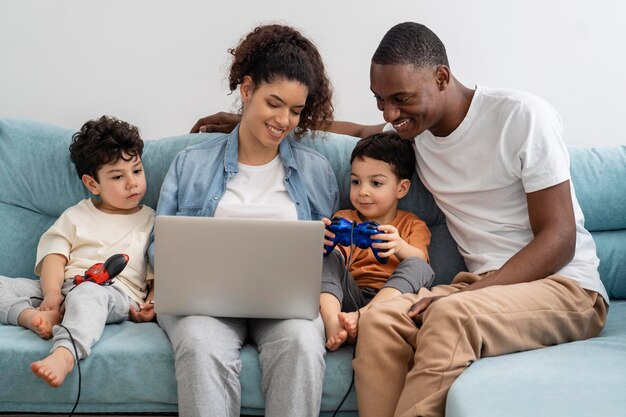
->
[322,217,336,254]
[372,224,410,261]
[322,216,387,263]
[373,224,427,262]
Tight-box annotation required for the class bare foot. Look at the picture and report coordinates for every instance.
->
[326,327,349,351]
[30,347,75,387]
[323,314,350,351]
[18,308,62,339]
[338,311,360,343]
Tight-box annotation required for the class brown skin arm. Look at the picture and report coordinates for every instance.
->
[409,180,577,319]
[189,112,241,134]
[330,121,386,139]
[189,113,385,138]
[39,254,68,313]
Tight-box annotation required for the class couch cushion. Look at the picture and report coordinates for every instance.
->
[446,300,626,417]
[592,230,626,300]
[0,321,178,413]
[569,146,626,232]
[0,321,357,415]
[568,145,626,300]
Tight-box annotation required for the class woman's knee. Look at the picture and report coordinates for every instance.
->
[170,317,241,363]
[272,318,325,357]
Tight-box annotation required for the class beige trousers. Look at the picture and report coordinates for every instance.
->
[353,273,608,417]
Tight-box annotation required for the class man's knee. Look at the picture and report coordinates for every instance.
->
[422,294,472,329]
[359,300,404,336]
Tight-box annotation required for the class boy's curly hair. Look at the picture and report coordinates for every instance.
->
[69,116,144,181]
[228,24,334,137]
[350,132,416,180]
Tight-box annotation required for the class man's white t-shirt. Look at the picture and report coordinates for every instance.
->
[407,85,608,301]
[35,198,155,304]
[214,155,298,221]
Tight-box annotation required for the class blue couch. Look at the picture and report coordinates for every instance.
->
[0,117,624,416]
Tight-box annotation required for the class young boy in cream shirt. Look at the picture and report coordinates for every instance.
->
[0,116,155,387]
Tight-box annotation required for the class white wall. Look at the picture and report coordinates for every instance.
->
[1,0,624,146]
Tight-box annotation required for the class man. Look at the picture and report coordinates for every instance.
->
[191,22,608,417]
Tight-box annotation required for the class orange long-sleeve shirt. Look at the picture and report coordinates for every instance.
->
[334,209,431,291]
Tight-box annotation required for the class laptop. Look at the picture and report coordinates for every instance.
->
[153,215,325,320]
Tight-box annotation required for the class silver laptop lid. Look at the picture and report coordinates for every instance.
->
[154,216,324,320]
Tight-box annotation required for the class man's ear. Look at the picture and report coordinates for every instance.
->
[240,75,255,103]
[82,174,100,195]
[396,178,411,199]
[435,65,451,91]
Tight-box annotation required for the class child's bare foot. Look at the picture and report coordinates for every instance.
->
[30,347,75,387]
[18,308,62,339]
[338,311,360,343]
[326,327,349,351]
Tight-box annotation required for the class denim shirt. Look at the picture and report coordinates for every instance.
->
[148,125,339,265]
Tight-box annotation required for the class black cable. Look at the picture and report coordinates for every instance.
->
[331,340,356,417]
[59,285,78,308]
[30,296,81,417]
[58,324,81,417]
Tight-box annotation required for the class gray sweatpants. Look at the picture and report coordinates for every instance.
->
[320,250,436,311]
[158,313,326,417]
[0,275,131,360]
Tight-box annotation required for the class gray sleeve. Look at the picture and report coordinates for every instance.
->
[383,257,435,294]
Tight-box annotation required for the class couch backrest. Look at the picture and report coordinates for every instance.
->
[569,147,626,299]
[0,119,466,285]
[1,118,623,300]
[0,118,206,279]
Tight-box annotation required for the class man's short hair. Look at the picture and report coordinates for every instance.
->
[372,22,449,69]
[69,116,144,180]
[350,132,416,180]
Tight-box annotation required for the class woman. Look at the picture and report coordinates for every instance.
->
[150,24,338,417]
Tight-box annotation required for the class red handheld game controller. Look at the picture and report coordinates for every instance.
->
[73,254,129,286]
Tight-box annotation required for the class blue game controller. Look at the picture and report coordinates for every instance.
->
[324,217,387,263]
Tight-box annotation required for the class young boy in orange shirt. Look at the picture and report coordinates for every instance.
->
[321,132,434,350]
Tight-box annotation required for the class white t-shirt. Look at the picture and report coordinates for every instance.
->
[35,198,155,304]
[408,86,608,301]
[214,155,298,221]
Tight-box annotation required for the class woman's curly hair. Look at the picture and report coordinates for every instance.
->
[228,24,334,137]
[69,115,143,180]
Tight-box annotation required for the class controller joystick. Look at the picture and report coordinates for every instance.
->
[324,217,387,263]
